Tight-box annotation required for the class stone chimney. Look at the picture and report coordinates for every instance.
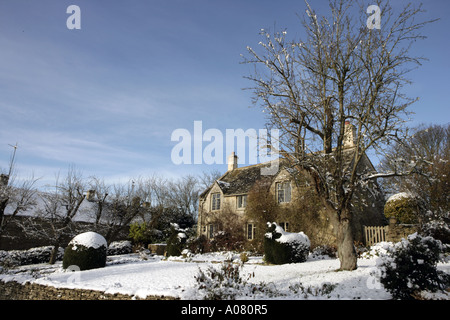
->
[343,121,356,148]
[227,152,238,171]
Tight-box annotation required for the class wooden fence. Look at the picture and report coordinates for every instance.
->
[364,226,388,246]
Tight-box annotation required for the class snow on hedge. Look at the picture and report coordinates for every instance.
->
[265,222,310,247]
[69,232,107,250]
[386,192,414,203]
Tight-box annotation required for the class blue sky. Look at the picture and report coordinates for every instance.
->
[0,0,449,187]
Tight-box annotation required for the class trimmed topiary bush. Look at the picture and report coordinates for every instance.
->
[63,232,107,271]
[384,192,421,224]
[264,222,310,264]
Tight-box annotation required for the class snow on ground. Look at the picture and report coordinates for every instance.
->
[1,251,449,300]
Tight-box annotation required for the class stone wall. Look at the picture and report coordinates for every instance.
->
[0,280,177,300]
[386,222,419,243]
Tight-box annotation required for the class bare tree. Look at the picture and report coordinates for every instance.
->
[0,174,39,236]
[167,175,200,219]
[86,176,110,229]
[198,169,222,190]
[379,123,450,212]
[0,145,39,240]
[243,0,436,270]
[24,166,86,264]
[101,180,146,243]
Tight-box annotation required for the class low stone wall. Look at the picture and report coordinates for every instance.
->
[386,220,419,243]
[0,280,177,300]
[148,243,167,256]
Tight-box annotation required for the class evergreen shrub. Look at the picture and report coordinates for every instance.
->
[384,192,420,224]
[166,224,187,257]
[63,232,107,271]
[378,233,449,299]
[264,222,310,264]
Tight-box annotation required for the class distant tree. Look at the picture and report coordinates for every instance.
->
[23,166,86,264]
[0,173,38,237]
[199,169,222,190]
[243,0,436,270]
[0,146,39,239]
[167,174,200,222]
[86,176,110,230]
[379,123,449,212]
[101,180,146,243]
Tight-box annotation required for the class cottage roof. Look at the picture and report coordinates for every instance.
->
[199,160,283,198]
[199,146,376,199]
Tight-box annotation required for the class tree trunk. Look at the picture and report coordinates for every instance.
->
[336,213,357,271]
[49,235,63,264]
[49,244,60,264]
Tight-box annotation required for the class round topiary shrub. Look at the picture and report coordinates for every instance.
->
[264,222,310,264]
[384,192,421,224]
[63,232,107,271]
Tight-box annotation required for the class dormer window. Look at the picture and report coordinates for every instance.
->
[277,182,291,203]
[211,193,221,211]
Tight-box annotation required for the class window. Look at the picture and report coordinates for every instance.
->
[247,223,255,240]
[279,222,289,232]
[208,224,214,239]
[277,182,291,203]
[211,193,221,211]
[237,195,247,209]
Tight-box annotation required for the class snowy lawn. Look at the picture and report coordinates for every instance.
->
[1,251,449,300]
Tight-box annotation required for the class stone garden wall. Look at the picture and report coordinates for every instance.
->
[0,280,177,300]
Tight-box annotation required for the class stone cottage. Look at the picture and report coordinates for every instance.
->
[197,123,385,248]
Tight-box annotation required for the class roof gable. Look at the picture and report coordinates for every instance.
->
[200,160,282,198]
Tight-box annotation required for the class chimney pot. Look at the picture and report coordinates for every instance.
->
[228,152,238,171]
[343,121,356,148]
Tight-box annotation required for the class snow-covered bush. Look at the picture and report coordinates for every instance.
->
[421,210,450,245]
[63,232,107,271]
[310,245,337,259]
[107,240,132,256]
[361,242,393,259]
[194,261,278,300]
[264,222,310,264]
[384,192,421,224]
[289,282,336,298]
[166,223,187,257]
[377,233,449,299]
[186,235,209,254]
[0,246,64,267]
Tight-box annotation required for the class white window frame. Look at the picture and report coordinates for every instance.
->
[277,182,291,203]
[247,223,255,240]
[211,193,221,211]
[237,194,247,209]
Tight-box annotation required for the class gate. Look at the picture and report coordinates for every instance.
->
[364,226,388,246]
